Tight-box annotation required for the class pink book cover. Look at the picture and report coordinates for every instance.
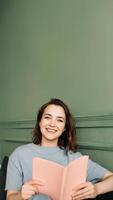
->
[32,155,89,200]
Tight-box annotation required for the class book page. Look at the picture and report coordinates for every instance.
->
[62,156,88,200]
[32,158,65,200]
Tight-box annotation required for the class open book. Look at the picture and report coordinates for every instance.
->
[32,155,88,200]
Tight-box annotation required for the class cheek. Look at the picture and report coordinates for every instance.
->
[39,120,47,129]
[39,121,43,129]
[61,124,66,132]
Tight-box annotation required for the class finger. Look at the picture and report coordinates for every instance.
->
[26,179,45,186]
[22,190,36,199]
[71,191,91,200]
[72,194,91,200]
[24,190,36,196]
[22,185,38,199]
[22,193,35,200]
[71,186,94,200]
[33,179,45,185]
[23,184,39,192]
[72,182,88,191]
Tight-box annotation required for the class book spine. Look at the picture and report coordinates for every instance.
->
[60,168,67,200]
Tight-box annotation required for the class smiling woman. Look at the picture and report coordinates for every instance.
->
[5,99,113,200]
[39,104,66,147]
[32,98,77,153]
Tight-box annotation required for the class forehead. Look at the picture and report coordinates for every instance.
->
[43,104,66,117]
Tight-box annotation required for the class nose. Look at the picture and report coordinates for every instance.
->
[50,118,56,127]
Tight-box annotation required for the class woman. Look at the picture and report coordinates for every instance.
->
[6,98,113,200]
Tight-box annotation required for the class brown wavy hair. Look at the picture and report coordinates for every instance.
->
[32,98,77,153]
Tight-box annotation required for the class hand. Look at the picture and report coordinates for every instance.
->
[21,179,44,200]
[71,182,98,200]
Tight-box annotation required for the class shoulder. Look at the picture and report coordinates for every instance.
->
[68,151,83,162]
[68,151,82,157]
[9,143,34,159]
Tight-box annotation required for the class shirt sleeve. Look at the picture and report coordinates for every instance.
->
[87,159,108,183]
[5,151,23,191]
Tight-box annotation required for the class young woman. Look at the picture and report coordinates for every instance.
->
[6,98,113,200]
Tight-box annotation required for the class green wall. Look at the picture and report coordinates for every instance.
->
[0,0,113,170]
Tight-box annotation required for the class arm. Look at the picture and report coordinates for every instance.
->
[7,179,44,200]
[71,171,113,200]
[95,171,113,195]
[7,190,22,200]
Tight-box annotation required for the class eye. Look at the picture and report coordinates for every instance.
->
[57,119,64,123]
[44,116,51,119]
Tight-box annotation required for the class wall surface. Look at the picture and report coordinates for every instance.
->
[0,116,113,170]
[0,0,113,170]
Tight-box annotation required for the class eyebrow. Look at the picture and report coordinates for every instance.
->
[44,113,65,120]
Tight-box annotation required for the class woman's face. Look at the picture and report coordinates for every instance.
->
[39,104,66,147]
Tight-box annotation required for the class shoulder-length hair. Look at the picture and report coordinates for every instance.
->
[32,98,78,153]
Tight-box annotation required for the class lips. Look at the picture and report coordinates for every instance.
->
[46,128,57,133]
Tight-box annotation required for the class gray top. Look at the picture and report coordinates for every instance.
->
[5,143,108,191]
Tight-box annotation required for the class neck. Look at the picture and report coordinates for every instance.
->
[41,141,58,147]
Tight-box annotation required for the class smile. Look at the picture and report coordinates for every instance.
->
[46,128,57,133]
